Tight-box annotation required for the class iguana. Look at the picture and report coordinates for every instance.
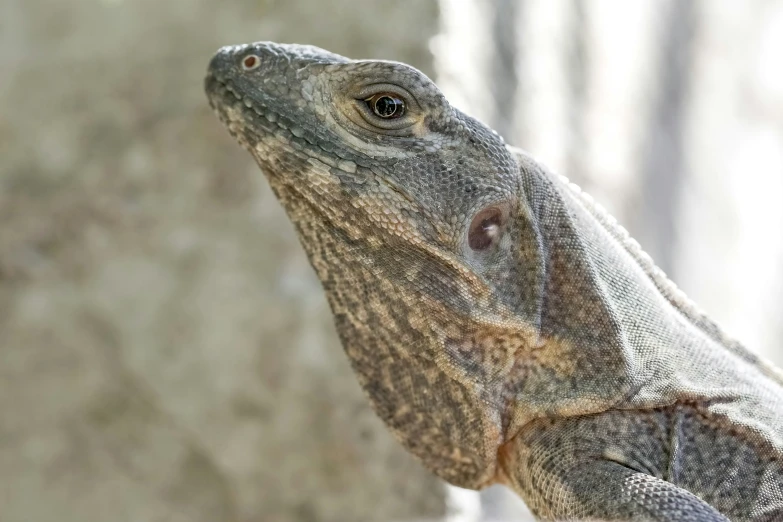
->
[204,42,783,521]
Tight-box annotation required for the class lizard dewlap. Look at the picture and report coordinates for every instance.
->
[205,41,783,522]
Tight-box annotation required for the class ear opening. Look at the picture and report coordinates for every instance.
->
[468,203,510,251]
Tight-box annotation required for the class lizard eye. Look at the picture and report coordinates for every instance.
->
[349,84,418,134]
[468,206,508,251]
[365,93,406,119]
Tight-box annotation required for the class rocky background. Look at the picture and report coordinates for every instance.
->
[0,1,447,521]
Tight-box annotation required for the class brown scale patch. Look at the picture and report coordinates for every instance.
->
[528,336,578,377]
[438,325,579,393]
[494,436,519,486]
[352,190,424,243]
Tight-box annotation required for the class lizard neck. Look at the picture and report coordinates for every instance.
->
[506,154,783,447]
[499,163,637,435]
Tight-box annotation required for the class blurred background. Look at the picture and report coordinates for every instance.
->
[1,1,781,521]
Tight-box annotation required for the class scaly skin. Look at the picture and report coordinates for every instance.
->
[205,42,783,521]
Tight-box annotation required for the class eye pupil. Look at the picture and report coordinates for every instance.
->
[368,94,405,119]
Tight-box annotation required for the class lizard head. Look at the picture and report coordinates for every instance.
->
[205,42,627,489]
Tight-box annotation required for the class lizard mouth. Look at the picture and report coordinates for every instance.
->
[205,74,361,182]
[205,73,330,195]
[205,74,286,149]
[205,73,357,227]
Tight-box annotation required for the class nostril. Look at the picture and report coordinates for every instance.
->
[242,54,261,71]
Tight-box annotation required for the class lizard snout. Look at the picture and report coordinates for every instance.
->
[206,44,254,79]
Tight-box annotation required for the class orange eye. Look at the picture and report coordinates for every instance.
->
[365,93,405,119]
